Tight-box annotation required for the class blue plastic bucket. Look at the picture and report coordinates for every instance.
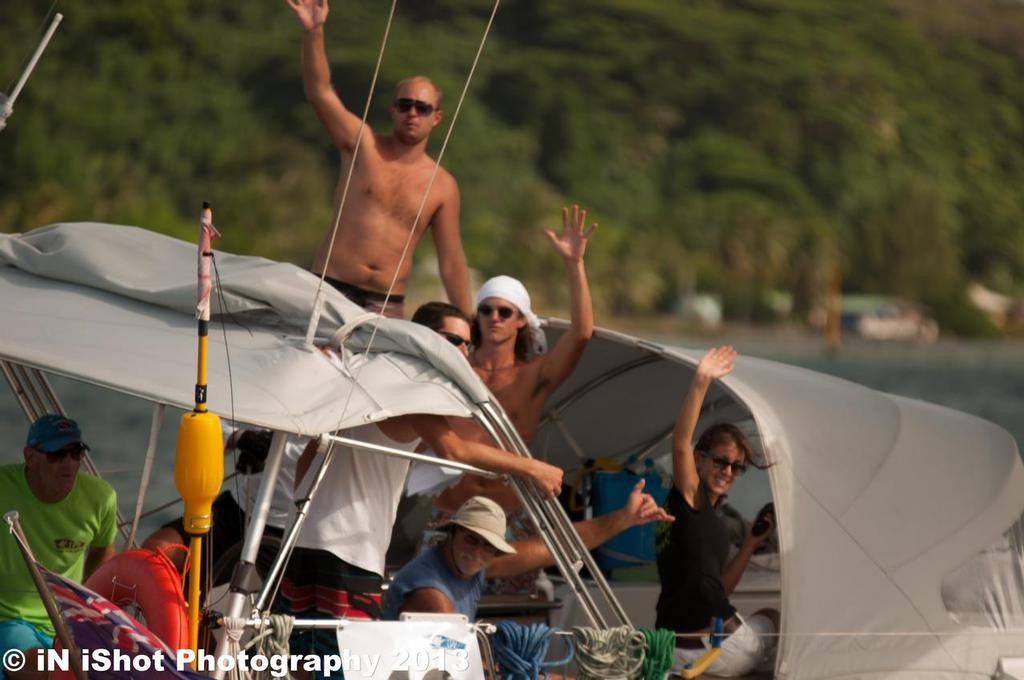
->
[592,470,671,572]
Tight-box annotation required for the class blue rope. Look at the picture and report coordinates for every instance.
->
[491,621,574,680]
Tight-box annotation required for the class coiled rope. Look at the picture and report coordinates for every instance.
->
[243,614,294,680]
[491,621,574,680]
[640,628,675,680]
[570,625,646,680]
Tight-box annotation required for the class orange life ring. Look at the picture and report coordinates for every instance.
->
[49,548,188,679]
[84,547,188,648]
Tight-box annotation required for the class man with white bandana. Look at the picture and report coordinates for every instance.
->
[470,204,597,443]
[408,206,596,601]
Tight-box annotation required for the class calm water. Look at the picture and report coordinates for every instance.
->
[731,334,1023,448]
[2,335,1021,537]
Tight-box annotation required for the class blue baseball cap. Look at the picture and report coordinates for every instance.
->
[26,414,89,453]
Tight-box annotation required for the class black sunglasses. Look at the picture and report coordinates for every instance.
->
[40,444,87,463]
[477,303,515,320]
[440,331,471,348]
[394,98,435,115]
[700,451,747,475]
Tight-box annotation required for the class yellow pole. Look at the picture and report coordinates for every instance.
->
[188,536,203,656]
[196,334,208,413]
[174,202,224,656]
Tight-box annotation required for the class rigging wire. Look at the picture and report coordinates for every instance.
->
[322,0,503,440]
[266,0,505,612]
[210,250,243,520]
[305,0,400,344]
[371,0,503,320]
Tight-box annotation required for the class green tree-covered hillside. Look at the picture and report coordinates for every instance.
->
[2,0,1023,333]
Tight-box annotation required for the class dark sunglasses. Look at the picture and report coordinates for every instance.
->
[40,445,87,463]
[477,303,515,320]
[700,451,747,475]
[394,98,435,115]
[440,331,471,348]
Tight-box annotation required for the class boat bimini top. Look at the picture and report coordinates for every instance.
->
[3,222,1024,679]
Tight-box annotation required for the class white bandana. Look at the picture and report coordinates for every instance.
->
[476,275,547,355]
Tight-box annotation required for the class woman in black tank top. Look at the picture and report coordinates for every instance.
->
[653,346,779,676]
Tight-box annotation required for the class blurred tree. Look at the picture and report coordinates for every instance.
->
[2,0,1024,335]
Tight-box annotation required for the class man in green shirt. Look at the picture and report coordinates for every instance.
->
[0,415,117,680]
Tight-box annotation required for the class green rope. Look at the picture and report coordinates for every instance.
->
[639,628,675,680]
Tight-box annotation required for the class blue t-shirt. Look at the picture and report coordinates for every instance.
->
[383,545,485,620]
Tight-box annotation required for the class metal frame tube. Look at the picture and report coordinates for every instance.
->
[480,405,610,627]
[212,430,288,677]
[0,362,27,410]
[253,430,499,611]
[477,400,633,629]
[5,13,63,109]
[238,431,286,568]
[536,355,660,430]
[323,434,499,477]
[18,364,50,415]
[477,408,603,625]
[253,440,336,611]
[1,361,48,415]
[207,432,288,675]
[127,403,165,548]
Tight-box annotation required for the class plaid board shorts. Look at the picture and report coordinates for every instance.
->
[275,547,383,659]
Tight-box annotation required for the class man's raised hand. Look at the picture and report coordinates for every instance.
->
[545,204,598,264]
[287,0,329,31]
[623,478,675,526]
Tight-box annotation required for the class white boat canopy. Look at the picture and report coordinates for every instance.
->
[2,222,1023,678]
[539,322,1024,678]
[0,222,489,435]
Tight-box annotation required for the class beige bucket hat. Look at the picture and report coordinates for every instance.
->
[443,496,517,554]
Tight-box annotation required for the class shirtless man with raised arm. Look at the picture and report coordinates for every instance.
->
[287,0,471,317]
[422,206,596,601]
[420,206,595,520]
[470,204,596,442]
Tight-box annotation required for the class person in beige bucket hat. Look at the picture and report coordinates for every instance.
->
[383,480,673,620]
[443,496,518,556]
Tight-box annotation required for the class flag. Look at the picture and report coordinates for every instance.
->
[41,565,206,680]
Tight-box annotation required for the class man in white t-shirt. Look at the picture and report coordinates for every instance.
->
[277,348,563,658]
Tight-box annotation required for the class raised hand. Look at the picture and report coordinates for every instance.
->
[695,345,736,382]
[623,479,675,526]
[544,204,598,264]
[286,0,329,31]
